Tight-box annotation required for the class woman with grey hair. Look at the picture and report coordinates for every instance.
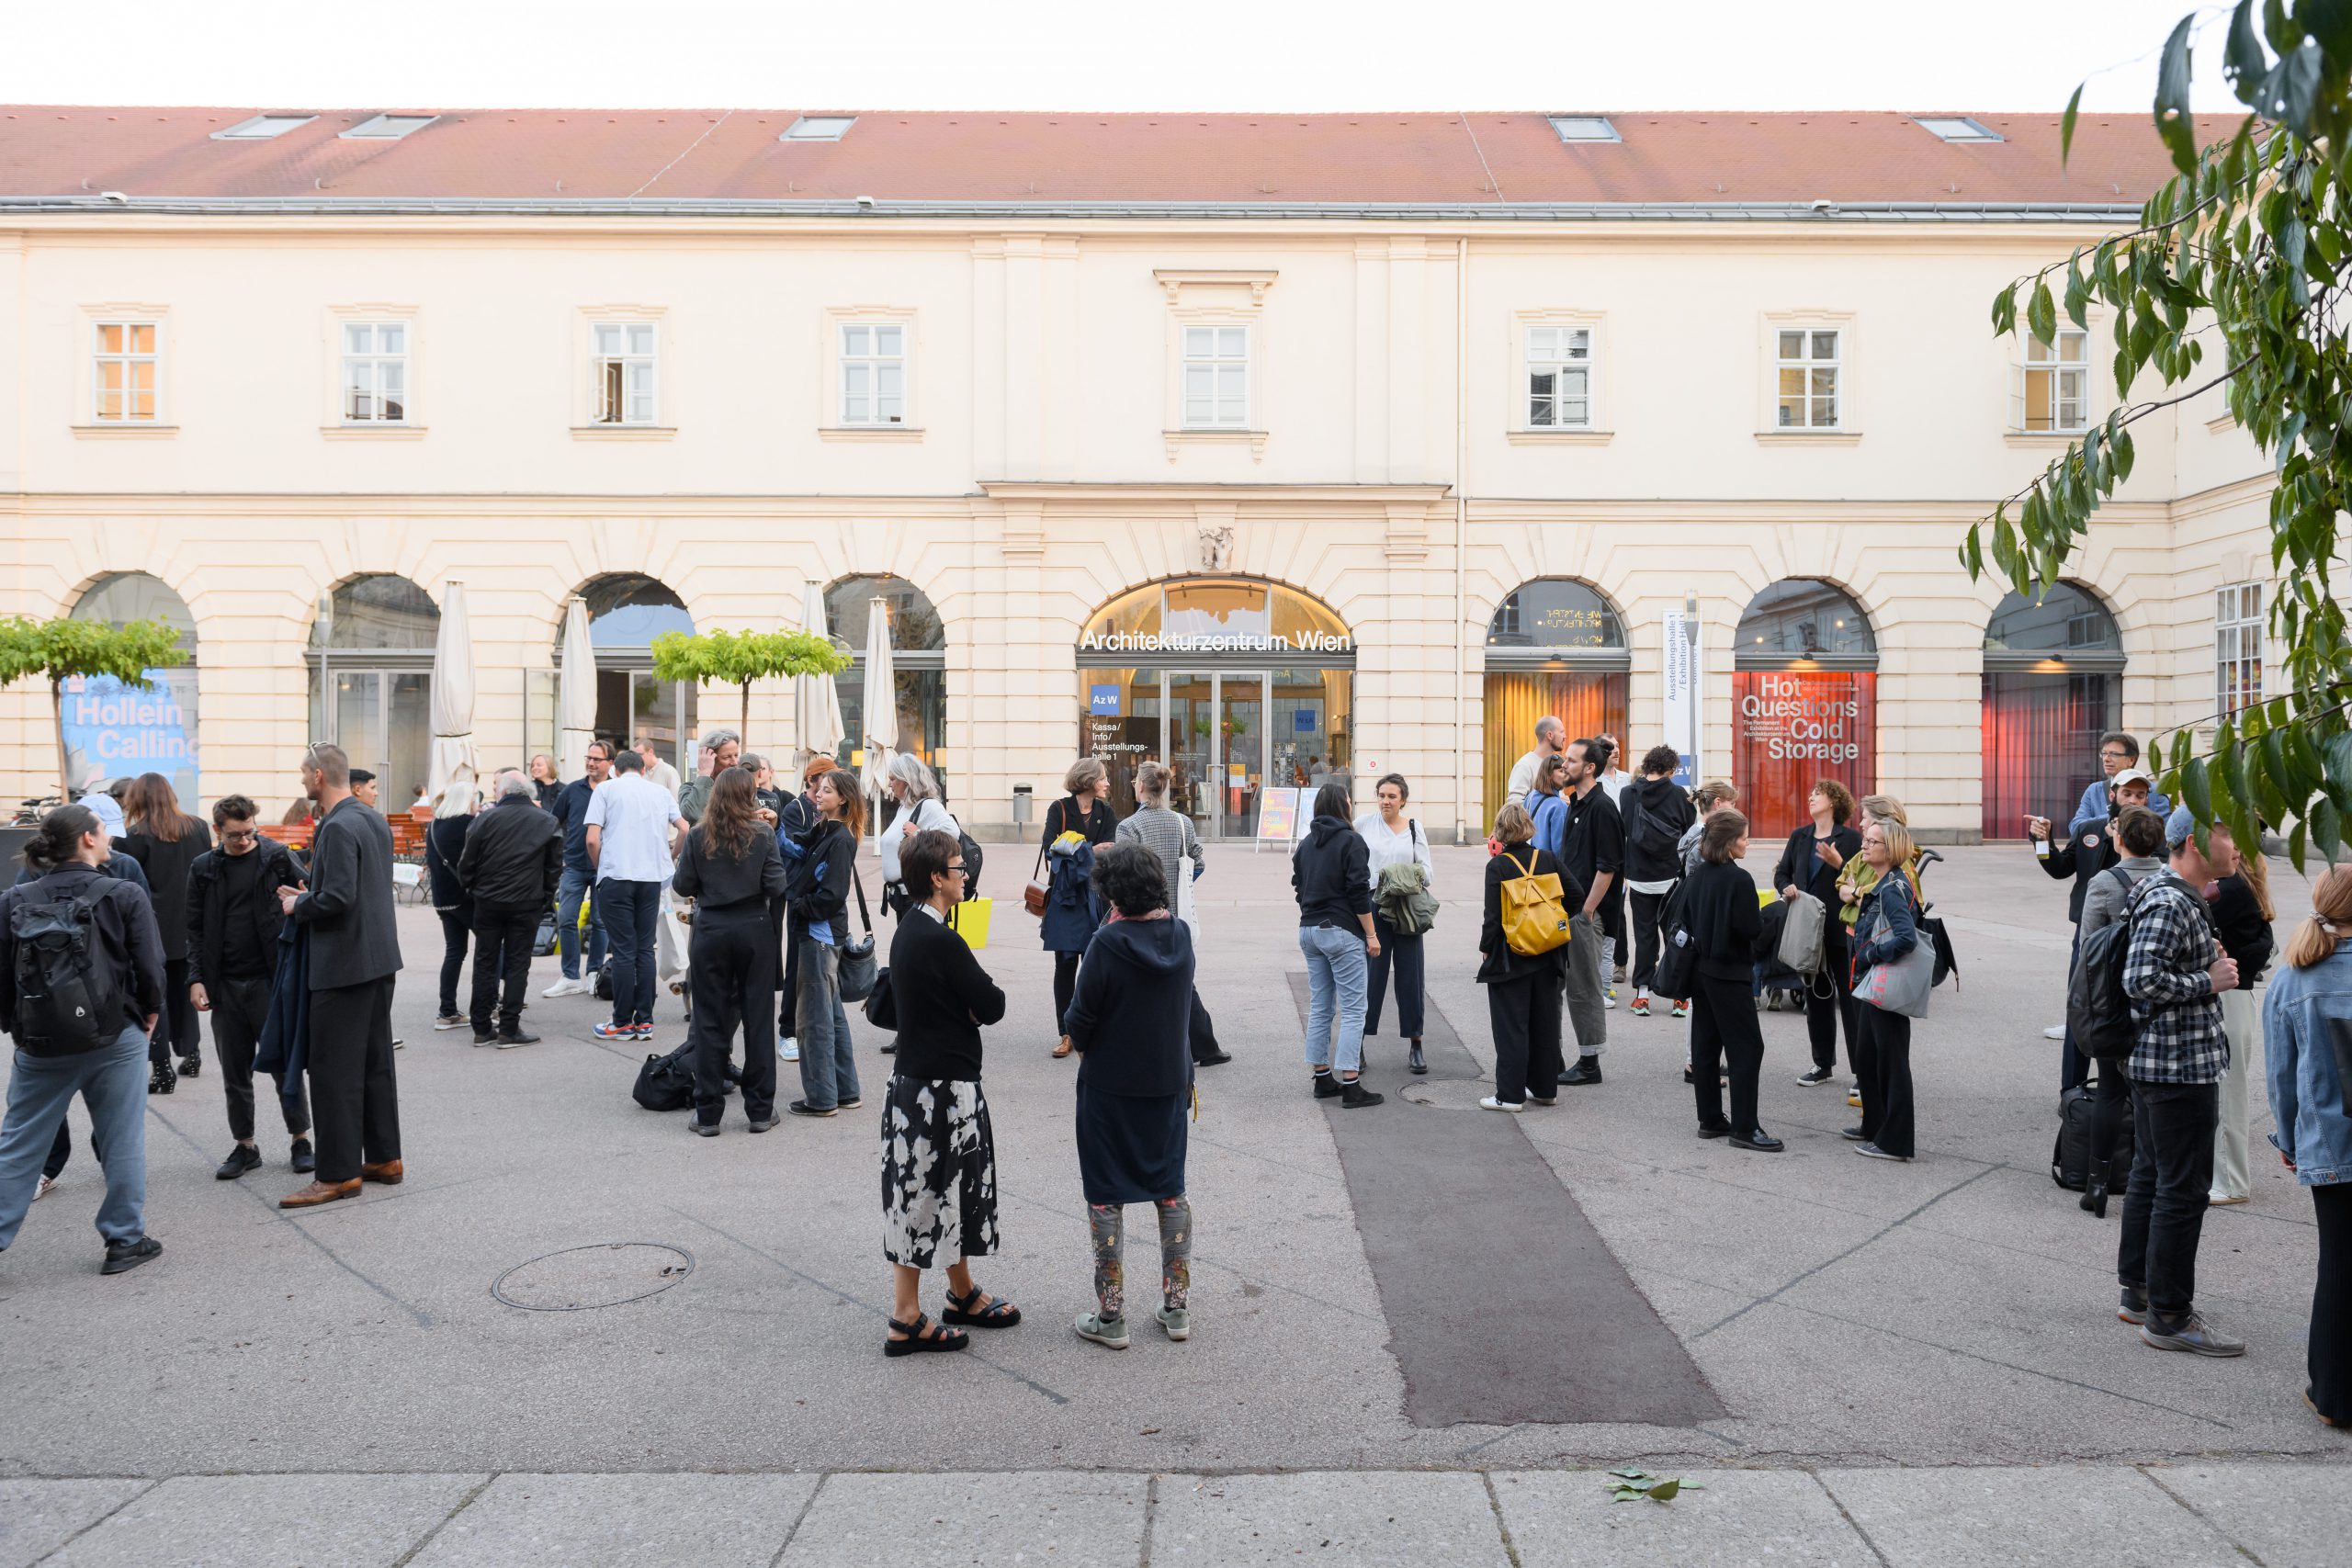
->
[881,752,963,908]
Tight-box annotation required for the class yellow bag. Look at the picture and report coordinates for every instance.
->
[1498,849,1571,956]
[945,897,992,951]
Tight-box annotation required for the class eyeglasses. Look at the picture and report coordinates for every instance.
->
[2100,750,2132,761]
[219,829,260,844]
[947,863,967,874]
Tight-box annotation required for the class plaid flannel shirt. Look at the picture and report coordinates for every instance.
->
[2120,868,2229,1084]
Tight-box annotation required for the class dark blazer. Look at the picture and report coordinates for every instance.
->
[119,822,210,961]
[288,796,402,990]
[2041,816,2121,925]
[185,836,300,989]
[1772,823,1861,908]
[1682,859,1770,984]
[1044,795,1116,847]
[887,907,1008,1081]
[457,795,563,909]
[671,824,788,917]
[1068,915,1196,1096]
[1476,842,1577,984]
[787,818,855,931]
[424,813,473,912]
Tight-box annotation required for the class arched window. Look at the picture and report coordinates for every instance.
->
[66,572,199,801]
[1731,579,1876,836]
[306,575,438,812]
[1481,579,1628,818]
[1982,582,2125,839]
[575,573,696,777]
[829,574,947,789]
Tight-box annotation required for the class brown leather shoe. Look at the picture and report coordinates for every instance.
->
[1052,1035,1074,1059]
[279,1179,362,1209]
[360,1160,404,1185]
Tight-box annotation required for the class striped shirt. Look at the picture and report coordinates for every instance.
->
[1114,805,1202,913]
[2120,868,2229,1084]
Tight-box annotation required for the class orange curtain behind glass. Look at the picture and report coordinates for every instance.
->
[1481,672,1627,829]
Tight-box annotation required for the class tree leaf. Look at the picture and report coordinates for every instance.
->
[2182,756,2211,822]
[1647,1480,1682,1502]
[2154,14,2200,175]
[2061,83,2086,164]
[2113,427,2136,481]
[2224,0,2269,101]
[2028,278,2059,346]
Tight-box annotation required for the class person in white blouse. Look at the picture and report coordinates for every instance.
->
[1355,773,1437,1075]
[880,754,963,910]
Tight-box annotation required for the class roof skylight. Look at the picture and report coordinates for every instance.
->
[1916,116,2002,142]
[782,116,856,141]
[342,114,437,140]
[1547,116,1621,143]
[213,115,315,141]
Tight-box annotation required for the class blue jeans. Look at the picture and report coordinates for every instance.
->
[1298,923,1369,1076]
[597,877,662,1026]
[0,1024,150,1250]
[794,937,860,1110]
[557,865,606,979]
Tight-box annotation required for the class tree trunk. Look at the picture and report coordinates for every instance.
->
[50,674,73,805]
[741,681,752,750]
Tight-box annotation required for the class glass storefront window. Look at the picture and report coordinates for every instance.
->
[1487,579,1623,651]
[829,575,948,793]
[67,572,200,802]
[307,575,437,812]
[580,574,695,774]
[1080,665,1354,837]
[1982,582,2124,838]
[1736,580,1875,660]
[311,574,440,650]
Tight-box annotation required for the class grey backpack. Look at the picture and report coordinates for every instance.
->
[1776,890,1826,976]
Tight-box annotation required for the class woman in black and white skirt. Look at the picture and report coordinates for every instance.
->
[880,828,1014,1356]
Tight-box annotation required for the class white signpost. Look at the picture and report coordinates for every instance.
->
[1663,601,1702,787]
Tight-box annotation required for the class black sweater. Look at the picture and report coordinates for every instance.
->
[1292,815,1374,930]
[788,819,857,932]
[1044,795,1117,847]
[1476,843,1577,984]
[2211,874,2275,985]
[1621,777,1698,884]
[671,825,788,917]
[1681,860,1769,983]
[1772,824,1861,908]
[1067,916,1196,1097]
[887,907,1007,1080]
[119,823,209,960]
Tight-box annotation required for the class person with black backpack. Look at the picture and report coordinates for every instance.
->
[1621,745,1697,1021]
[2065,805,2169,1216]
[0,805,166,1276]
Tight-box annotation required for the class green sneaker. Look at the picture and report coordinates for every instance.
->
[1074,1311,1129,1349]
[1156,1304,1191,1341]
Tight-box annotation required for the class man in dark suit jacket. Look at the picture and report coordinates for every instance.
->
[457,770,562,1047]
[276,743,404,1208]
[2029,765,2154,1091]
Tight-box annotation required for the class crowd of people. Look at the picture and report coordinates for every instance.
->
[0,714,2342,1429]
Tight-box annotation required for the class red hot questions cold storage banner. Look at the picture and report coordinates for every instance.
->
[1731,671,1876,839]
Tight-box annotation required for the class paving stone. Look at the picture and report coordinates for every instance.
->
[1152,1472,1507,1566]
[1492,1468,1871,1565]
[414,1472,820,1567]
[0,1480,150,1568]
[2144,1461,2352,1568]
[1820,1465,2243,1568]
[779,1472,1146,1566]
[47,1473,486,1568]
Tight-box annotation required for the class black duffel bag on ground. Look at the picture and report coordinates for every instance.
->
[632,1043,695,1112]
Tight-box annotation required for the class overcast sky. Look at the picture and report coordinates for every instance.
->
[2,0,2251,114]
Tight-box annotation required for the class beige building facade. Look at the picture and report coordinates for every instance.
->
[0,107,2274,840]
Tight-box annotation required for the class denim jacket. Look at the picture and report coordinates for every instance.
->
[2261,940,2352,1186]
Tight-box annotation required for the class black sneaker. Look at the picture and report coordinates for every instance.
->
[472,1029,496,1045]
[689,1119,720,1137]
[1839,1125,1870,1141]
[1194,1050,1234,1067]
[746,1114,780,1134]
[2117,1285,2150,1325]
[1312,1073,1344,1100]
[787,1100,837,1118]
[1558,1057,1603,1087]
[1796,1066,1837,1087]
[214,1144,262,1180]
[836,1097,863,1111]
[493,1029,540,1049]
[1340,1079,1385,1109]
[178,1054,201,1078]
[290,1138,316,1174]
[102,1235,163,1275]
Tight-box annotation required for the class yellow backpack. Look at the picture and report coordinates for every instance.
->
[1498,848,1572,956]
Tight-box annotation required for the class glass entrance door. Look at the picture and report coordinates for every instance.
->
[1217,672,1265,839]
[1080,668,1340,840]
[1167,671,1216,837]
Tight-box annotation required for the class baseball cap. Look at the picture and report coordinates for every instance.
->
[2165,804,2198,849]
[84,793,126,840]
[2112,767,2154,791]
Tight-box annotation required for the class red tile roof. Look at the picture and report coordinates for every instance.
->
[0,107,2227,210]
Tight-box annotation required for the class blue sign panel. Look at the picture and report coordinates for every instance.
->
[1089,684,1121,716]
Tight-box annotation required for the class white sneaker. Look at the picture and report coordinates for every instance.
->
[544,977,588,998]
[1478,1095,1525,1113]
[33,1173,57,1201]
[781,1037,800,1062]
[2042,1024,2068,1040]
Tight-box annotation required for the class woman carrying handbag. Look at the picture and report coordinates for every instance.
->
[786,769,867,1118]
[1849,818,1932,1164]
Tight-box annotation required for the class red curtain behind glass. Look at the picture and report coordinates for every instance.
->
[1731,671,1876,838]
[1980,672,2114,840]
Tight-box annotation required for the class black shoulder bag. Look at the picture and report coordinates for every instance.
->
[837,869,878,1002]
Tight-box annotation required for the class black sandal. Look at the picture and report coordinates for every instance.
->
[942,1284,1023,1328]
[884,1312,968,1358]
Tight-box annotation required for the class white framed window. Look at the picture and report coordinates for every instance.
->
[784,116,855,141]
[341,321,409,423]
[1546,116,1621,143]
[1181,325,1250,429]
[214,114,314,141]
[838,322,906,425]
[342,114,435,140]
[594,322,658,425]
[2217,582,2265,718]
[1526,325,1593,428]
[93,321,160,423]
[2015,330,2089,434]
[1774,328,1841,429]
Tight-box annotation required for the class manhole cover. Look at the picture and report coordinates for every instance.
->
[1398,1078,1499,1110]
[492,1243,695,1312]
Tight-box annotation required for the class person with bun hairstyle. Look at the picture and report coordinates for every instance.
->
[1681,809,1781,1151]
[2262,864,2352,1427]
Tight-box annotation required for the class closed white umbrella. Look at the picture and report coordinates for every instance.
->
[558,594,596,781]
[795,580,845,767]
[859,594,898,857]
[426,580,479,818]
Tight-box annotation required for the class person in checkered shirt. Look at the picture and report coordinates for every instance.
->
[2115,807,2245,1358]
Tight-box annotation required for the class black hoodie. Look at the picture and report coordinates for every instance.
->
[1621,776,1698,884]
[1067,915,1197,1097]
[1292,814,1374,931]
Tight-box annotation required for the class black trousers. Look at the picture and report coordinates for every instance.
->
[1054,952,1080,1035]
[1487,969,1565,1104]
[307,976,401,1185]
[435,908,470,1016]
[1600,878,1625,957]
[1629,888,1670,990]
[1807,923,1860,1074]
[153,956,199,1067]
[1188,987,1225,1064]
[688,910,778,1125]
[2312,1181,2352,1426]
[777,909,801,1033]
[1854,1002,1916,1157]
[1690,974,1765,1135]
[1365,915,1425,1038]
[213,971,309,1143]
[2060,925,2090,1093]
[469,900,538,1032]
[2119,1077,2219,1323]
[2086,1063,2133,1180]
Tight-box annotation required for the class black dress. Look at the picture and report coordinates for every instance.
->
[1066,916,1196,1204]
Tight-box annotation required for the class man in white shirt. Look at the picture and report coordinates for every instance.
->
[633,734,683,801]
[584,750,684,1040]
[1504,716,1566,811]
